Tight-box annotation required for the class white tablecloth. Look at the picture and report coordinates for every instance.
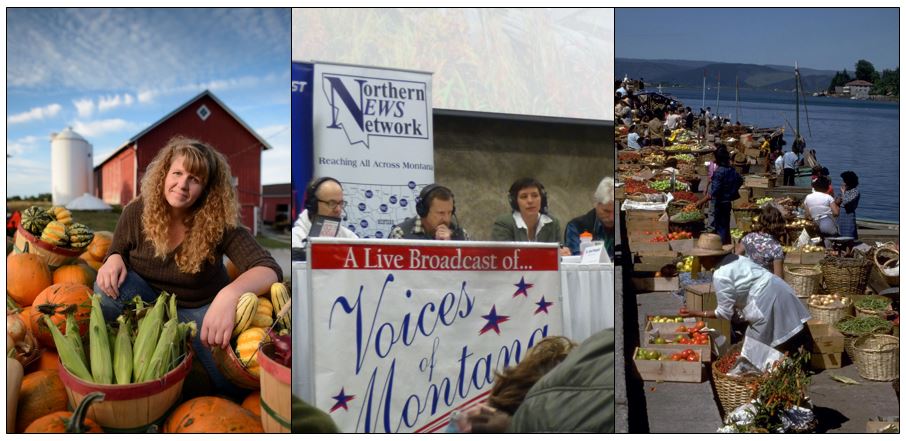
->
[560,262,615,343]
[292,260,615,400]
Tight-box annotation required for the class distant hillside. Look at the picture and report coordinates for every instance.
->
[616,58,836,92]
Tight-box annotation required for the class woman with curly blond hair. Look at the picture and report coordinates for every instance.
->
[95,136,282,395]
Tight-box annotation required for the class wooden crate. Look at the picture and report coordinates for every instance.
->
[685,283,732,338]
[626,209,666,222]
[785,250,825,265]
[632,347,704,383]
[633,253,678,272]
[645,317,694,333]
[627,239,672,254]
[807,319,844,354]
[809,352,843,370]
[744,174,776,189]
[642,331,712,362]
[669,238,695,254]
[632,276,680,292]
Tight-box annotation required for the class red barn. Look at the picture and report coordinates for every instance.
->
[94,90,272,235]
[261,183,291,226]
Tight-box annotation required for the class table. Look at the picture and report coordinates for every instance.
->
[292,260,616,400]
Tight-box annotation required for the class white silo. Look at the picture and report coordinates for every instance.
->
[50,127,93,206]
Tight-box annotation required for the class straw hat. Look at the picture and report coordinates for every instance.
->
[686,233,734,256]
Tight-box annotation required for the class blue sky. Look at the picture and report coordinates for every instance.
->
[616,8,899,71]
[7,8,291,198]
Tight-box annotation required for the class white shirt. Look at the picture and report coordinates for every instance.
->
[782,151,799,169]
[665,113,682,130]
[627,132,641,149]
[291,209,358,248]
[513,212,554,241]
[774,155,784,175]
[803,192,835,221]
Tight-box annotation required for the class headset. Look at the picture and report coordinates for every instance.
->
[508,178,548,214]
[304,177,342,220]
[415,184,456,218]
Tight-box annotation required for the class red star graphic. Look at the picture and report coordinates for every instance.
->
[534,296,553,315]
[330,387,355,413]
[513,276,534,298]
[479,305,510,335]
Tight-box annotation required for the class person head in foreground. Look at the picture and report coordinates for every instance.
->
[461,330,616,433]
[390,184,469,240]
[291,176,358,251]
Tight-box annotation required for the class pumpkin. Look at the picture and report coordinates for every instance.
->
[86,231,113,261]
[52,264,95,287]
[24,391,104,433]
[18,306,36,335]
[29,283,92,350]
[242,391,262,417]
[30,349,60,373]
[15,369,69,432]
[79,252,103,271]
[164,396,264,433]
[21,206,54,236]
[7,251,53,306]
[67,223,94,249]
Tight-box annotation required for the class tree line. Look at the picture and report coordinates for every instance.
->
[827,59,899,96]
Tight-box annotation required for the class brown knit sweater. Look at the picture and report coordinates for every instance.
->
[106,198,283,308]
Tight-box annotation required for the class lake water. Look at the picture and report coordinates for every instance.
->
[657,87,899,223]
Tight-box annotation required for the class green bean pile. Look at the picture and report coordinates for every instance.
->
[855,296,891,312]
[835,316,893,337]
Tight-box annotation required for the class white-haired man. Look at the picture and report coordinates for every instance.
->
[564,177,615,258]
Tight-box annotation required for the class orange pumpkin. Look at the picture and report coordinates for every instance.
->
[164,396,264,433]
[242,391,262,417]
[52,264,95,287]
[29,283,92,349]
[7,252,53,306]
[86,231,113,261]
[24,391,104,433]
[18,306,36,335]
[29,349,60,374]
[16,369,69,432]
[79,251,103,271]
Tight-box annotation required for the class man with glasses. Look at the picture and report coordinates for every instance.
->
[291,177,358,252]
[564,177,615,258]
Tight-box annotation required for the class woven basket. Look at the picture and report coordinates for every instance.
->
[873,244,899,287]
[854,296,894,319]
[667,200,693,217]
[711,345,758,416]
[821,256,872,297]
[853,334,899,381]
[809,302,851,327]
[784,265,822,298]
[835,316,894,363]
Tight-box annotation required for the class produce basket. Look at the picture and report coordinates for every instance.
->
[809,301,851,327]
[670,210,705,224]
[213,345,261,390]
[853,334,899,381]
[13,225,83,269]
[821,255,872,297]
[784,265,822,299]
[854,295,894,319]
[873,243,899,287]
[711,344,758,417]
[666,200,694,217]
[834,316,894,363]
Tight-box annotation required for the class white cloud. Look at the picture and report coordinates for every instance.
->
[7,135,46,157]
[74,98,95,118]
[71,118,138,138]
[8,103,62,125]
[98,93,135,113]
[7,156,52,198]
[137,89,156,103]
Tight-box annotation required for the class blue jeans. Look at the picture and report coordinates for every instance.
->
[712,201,732,245]
[96,270,243,398]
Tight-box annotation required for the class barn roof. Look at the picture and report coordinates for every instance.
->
[94,89,273,169]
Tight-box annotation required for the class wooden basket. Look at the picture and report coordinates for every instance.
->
[873,244,899,287]
[834,316,894,363]
[808,302,851,328]
[58,346,193,432]
[711,344,758,417]
[784,265,822,298]
[13,225,84,270]
[213,345,261,390]
[853,334,899,381]
[258,343,291,433]
[821,255,872,297]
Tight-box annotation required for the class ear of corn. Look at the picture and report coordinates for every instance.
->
[89,294,113,384]
[132,292,167,381]
[233,292,258,337]
[42,315,92,381]
[114,315,133,384]
[140,318,177,382]
[65,310,88,367]
[167,291,177,322]
[270,282,291,330]
[251,297,274,327]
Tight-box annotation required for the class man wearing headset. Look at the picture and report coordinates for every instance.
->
[390,184,469,241]
[564,177,615,258]
[291,177,358,250]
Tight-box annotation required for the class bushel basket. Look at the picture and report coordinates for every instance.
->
[784,265,822,299]
[821,255,871,297]
[711,344,758,417]
[873,243,899,287]
[853,334,899,381]
[834,316,894,363]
